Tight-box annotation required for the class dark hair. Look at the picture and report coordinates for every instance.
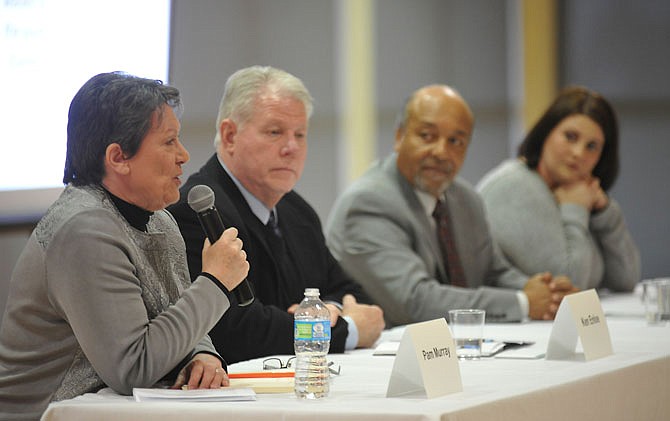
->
[63,72,181,186]
[517,86,619,191]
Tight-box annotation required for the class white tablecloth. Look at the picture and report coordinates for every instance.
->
[41,291,670,421]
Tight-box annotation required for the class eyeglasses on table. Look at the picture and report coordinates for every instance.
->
[262,357,341,375]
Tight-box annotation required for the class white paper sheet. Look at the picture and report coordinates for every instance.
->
[133,387,256,402]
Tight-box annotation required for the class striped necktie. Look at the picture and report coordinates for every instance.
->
[432,199,467,287]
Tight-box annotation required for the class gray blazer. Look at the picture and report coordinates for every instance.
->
[326,154,527,327]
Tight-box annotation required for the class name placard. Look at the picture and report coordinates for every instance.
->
[386,318,462,398]
[546,289,613,361]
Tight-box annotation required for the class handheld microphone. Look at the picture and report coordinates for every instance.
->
[187,184,254,307]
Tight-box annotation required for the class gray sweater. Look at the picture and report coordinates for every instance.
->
[0,185,229,420]
[477,160,640,291]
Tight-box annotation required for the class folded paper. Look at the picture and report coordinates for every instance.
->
[386,318,462,398]
[546,289,613,361]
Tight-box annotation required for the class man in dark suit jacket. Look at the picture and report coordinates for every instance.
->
[169,66,384,364]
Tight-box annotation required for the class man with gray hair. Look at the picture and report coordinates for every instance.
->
[169,66,384,364]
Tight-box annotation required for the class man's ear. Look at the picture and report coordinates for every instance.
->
[393,127,404,152]
[105,143,130,175]
[219,119,238,152]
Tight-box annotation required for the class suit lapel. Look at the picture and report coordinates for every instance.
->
[384,156,448,283]
[275,196,311,278]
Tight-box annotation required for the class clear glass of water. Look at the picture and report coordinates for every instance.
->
[642,278,670,325]
[448,309,486,359]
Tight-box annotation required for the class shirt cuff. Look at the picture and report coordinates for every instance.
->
[343,316,358,350]
[517,291,529,320]
[325,300,343,312]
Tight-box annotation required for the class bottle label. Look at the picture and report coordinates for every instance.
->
[294,320,331,341]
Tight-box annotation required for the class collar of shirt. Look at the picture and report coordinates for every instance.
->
[217,155,277,226]
[414,188,440,230]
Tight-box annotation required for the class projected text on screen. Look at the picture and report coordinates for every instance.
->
[0,0,171,222]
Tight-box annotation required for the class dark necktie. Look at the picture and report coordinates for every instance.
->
[432,199,467,287]
[267,210,282,238]
[265,210,286,256]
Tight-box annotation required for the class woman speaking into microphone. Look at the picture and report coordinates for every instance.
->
[0,72,249,420]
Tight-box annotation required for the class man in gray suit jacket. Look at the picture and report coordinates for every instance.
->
[326,85,577,327]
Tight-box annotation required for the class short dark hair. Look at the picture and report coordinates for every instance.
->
[63,72,181,186]
[517,86,619,191]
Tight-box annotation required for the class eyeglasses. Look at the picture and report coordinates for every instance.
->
[262,357,341,376]
[327,361,341,375]
[263,356,295,370]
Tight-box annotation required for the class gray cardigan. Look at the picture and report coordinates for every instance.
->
[0,185,229,420]
[477,159,640,291]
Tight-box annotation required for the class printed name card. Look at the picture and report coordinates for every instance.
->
[386,318,462,398]
[546,289,613,361]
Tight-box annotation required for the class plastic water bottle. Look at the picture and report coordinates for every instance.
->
[294,288,331,399]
